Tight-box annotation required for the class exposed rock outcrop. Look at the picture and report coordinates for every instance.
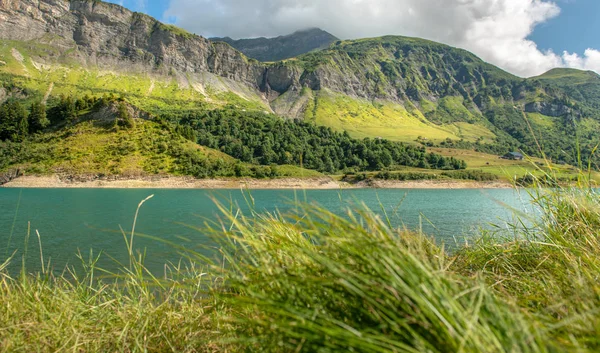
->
[86,101,152,124]
[524,102,575,117]
[0,169,21,186]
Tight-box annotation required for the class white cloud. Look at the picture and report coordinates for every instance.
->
[563,49,600,73]
[163,0,599,77]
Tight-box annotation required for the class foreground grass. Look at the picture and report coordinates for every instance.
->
[454,185,600,350]
[2,181,600,351]
[0,266,228,352]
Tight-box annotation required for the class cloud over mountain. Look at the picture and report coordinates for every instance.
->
[164,0,600,77]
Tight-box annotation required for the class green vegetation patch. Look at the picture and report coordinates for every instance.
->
[155,23,195,39]
[0,39,270,116]
[305,90,496,144]
[0,96,319,179]
[306,90,460,143]
[169,107,466,173]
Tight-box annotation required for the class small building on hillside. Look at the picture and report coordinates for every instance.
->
[502,152,524,161]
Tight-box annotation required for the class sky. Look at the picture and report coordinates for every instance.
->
[105,0,600,78]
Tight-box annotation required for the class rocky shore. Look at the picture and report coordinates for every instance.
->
[1,175,513,189]
[0,169,21,186]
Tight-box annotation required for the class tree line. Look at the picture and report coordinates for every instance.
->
[0,100,48,142]
[0,94,136,143]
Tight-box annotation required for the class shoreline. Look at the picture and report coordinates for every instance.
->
[1,175,513,189]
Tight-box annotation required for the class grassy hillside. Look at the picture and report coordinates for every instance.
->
[0,40,268,114]
[303,89,497,144]
[430,147,600,182]
[0,101,322,179]
[1,120,320,179]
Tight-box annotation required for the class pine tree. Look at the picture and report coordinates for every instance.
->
[0,100,28,142]
[28,102,49,133]
[61,95,78,124]
[118,102,135,129]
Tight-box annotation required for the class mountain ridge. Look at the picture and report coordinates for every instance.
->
[211,28,339,62]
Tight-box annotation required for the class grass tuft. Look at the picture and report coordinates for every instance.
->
[205,204,551,352]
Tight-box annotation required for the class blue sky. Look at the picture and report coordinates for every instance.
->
[105,0,168,21]
[530,0,600,54]
[105,0,600,77]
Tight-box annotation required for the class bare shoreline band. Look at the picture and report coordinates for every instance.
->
[1,176,513,190]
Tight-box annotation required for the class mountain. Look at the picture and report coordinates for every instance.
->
[0,0,264,92]
[0,0,466,180]
[1,0,600,175]
[211,28,339,62]
[264,37,600,165]
[533,68,600,112]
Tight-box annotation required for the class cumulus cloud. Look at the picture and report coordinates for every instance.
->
[163,0,600,77]
[563,49,600,73]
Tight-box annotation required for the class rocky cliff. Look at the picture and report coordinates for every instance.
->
[0,168,21,185]
[0,0,266,88]
[524,102,576,118]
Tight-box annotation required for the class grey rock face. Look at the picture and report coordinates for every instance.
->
[261,64,305,96]
[86,101,152,124]
[0,168,21,185]
[0,0,267,88]
[524,102,573,117]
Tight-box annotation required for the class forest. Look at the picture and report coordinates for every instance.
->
[168,108,467,173]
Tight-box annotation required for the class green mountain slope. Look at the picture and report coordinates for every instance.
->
[533,68,600,112]
[269,36,600,166]
[0,40,268,115]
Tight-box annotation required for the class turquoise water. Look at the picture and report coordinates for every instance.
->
[0,188,533,274]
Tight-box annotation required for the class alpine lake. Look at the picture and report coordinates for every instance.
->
[0,188,535,275]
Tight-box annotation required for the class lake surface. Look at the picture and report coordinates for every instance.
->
[0,188,535,275]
